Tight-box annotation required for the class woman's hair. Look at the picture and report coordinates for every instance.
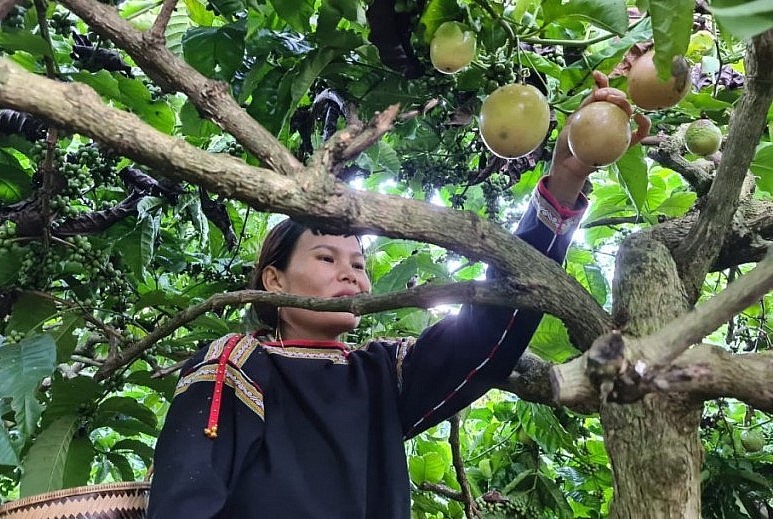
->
[246,218,364,330]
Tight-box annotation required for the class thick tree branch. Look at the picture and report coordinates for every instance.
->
[643,251,773,365]
[0,58,610,365]
[648,198,773,271]
[551,344,773,413]
[94,274,601,379]
[643,134,714,195]
[57,0,303,176]
[641,346,773,412]
[674,30,773,299]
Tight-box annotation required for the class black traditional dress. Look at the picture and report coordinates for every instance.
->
[147,177,586,518]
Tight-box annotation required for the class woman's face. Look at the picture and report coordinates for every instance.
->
[262,230,371,341]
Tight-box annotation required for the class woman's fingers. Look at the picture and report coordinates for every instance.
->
[630,112,652,146]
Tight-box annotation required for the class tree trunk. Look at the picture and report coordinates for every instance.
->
[603,235,704,518]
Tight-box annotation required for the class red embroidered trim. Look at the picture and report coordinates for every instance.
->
[537,176,588,219]
[204,334,243,439]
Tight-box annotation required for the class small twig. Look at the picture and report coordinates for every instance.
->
[417,482,464,502]
[151,358,188,378]
[148,0,177,40]
[449,414,477,519]
[71,354,103,367]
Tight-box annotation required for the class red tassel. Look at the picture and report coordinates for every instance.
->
[204,334,243,439]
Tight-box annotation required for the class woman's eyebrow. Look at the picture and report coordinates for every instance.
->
[308,244,364,258]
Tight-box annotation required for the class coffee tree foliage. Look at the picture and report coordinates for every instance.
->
[0,0,771,517]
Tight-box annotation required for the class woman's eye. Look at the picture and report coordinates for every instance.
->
[353,263,365,270]
[319,255,334,263]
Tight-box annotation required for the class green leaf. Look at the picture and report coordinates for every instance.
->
[112,438,155,467]
[50,315,85,363]
[0,149,30,203]
[19,414,78,497]
[6,292,57,334]
[653,191,697,217]
[0,424,19,466]
[417,0,465,43]
[166,3,194,55]
[648,0,693,79]
[408,452,446,484]
[541,0,629,36]
[0,247,23,288]
[106,452,135,481]
[43,376,103,428]
[125,370,177,401]
[0,30,52,57]
[268,0,314,32]
[183,23,247,80]
[581,264,609,307]
[96,396,157,429]
[277,47,338,133]
[0,335,57,436]
[62,436,95,488]
[614,145,648,213]
[711,0,773,40]
[751,143,773,194]
[527,315,580,363]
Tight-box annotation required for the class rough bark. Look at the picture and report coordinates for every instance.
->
[674,29,773,300]
[603,233,703,518]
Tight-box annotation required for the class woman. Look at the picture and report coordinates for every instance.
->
[148,73,649,518]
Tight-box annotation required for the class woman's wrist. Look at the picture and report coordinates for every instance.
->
[544,166,590,209]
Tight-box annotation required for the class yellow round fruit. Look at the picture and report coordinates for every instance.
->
[430,22,476,74]
[567,101,631,167]
[628,50,691,110]
[479,83,550,159]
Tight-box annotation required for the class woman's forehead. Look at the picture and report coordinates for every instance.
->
[297,229,363,254]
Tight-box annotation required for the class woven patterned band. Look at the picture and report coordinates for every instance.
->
[0,481,150,519]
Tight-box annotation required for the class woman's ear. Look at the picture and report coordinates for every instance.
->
[261,266,284,292]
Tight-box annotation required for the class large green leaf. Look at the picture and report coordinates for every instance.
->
[648,0,693,80]
[62,436,95,488]
[527,315,579,363]
[711,0,773,40]
[0,335,57,436]
[42,376,103,428]
[0,424,19,466]
[541,0,629,36]
[182,23,247,81]
[614,145,648,213]
[19,414,78,497]
[0,149,30,203]
[268,0,314,32]
[6,292,57,334]
[0,246,23,288]
[0,30,52,56]
[417,0,465,43]
[750,143,773,195]
[95,396,158,429]
[408,452,446,484]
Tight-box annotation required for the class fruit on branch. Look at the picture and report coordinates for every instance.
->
[430,21,476,74]
[740,429,765,453]
[479,83,550,159]
[567,101,631,167]
[627,50,690,110]
[684,119,722,156]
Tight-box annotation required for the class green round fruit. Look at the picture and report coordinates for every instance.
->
[479,83,550,159]
[740,429,765,453]
[430,21,476,74]
[684,119,722,156]
[567,101,631,167]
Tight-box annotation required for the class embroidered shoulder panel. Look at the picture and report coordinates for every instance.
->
[262,344,349,365]
[175,363,265,420]
[201,333,259,369]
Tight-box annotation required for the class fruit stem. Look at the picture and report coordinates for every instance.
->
[521,17,649,47]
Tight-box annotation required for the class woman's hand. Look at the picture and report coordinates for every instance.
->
[547,71,651,208]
